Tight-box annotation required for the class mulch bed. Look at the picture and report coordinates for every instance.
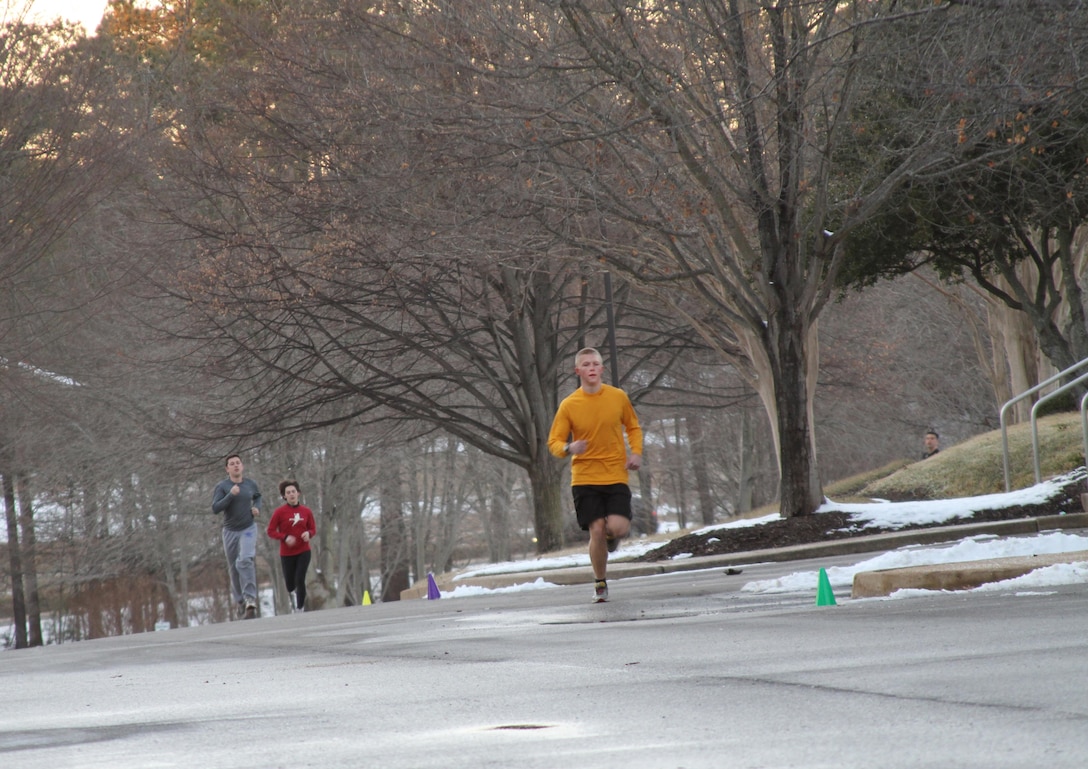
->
[636,480,1083,562]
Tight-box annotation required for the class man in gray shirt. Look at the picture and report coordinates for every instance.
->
[212,454,262,619]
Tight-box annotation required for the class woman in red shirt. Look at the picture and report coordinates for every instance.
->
[266,480,317,612]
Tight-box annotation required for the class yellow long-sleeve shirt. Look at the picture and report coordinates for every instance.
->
[548,384,643,486]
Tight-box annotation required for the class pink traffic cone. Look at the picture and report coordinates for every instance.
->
[426,572,441,600]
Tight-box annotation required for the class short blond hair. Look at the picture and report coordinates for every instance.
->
[575,347,602,365]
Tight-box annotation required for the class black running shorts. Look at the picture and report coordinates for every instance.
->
[572,484,632,530]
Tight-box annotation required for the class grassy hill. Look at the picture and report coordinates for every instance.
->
[827,411,1087,502]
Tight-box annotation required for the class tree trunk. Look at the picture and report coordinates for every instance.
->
[988,275,1039,423]
[670,418,689,529]
[164,554,190,627]
[482,469,512,563]
[686,414,715,525]
[991,247,1077,379]
[354,528,373,606]
[740,320,823,517]
[332,508,355,605]
[1,472,28,649]
[261,534,287,615]
[768,318,823,517]
[379,459,410,602]
[82,474,105,540]
[1056,226,1088,401]
[636,467,654,514]
[15,472,43,646]
[526,457,565,554]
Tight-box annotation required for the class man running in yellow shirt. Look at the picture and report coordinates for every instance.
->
[548,347,643,602]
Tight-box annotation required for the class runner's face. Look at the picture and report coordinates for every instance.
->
[284,486,300,505]
[575,355,603,385]
[226,457,243,479]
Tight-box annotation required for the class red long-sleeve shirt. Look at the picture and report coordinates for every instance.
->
[266,504,316,556]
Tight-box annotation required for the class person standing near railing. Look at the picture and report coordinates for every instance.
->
[923,430,940,459]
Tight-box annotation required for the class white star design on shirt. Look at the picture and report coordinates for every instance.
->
[290,512,303,526]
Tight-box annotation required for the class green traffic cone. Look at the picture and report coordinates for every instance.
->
[816,567,837,606]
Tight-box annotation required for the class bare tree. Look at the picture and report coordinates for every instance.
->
[416,0,987,516]
[111,1,715,556]
[1,15,147,644]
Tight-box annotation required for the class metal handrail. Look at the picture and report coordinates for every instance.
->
[1081,391,1088,480]
[1001,357,1088,491]
[1030,370,1088,483]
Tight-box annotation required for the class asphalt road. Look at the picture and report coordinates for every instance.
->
[2,554,1087,768]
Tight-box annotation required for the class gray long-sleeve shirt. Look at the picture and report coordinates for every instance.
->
[211,477,262,531]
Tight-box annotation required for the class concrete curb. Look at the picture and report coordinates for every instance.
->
[851,549,1088,598]
[401,511,1088,600]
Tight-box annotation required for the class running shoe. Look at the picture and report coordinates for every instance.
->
[593,580,608,603]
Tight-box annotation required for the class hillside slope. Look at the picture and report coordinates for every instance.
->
[641,412,1088,561]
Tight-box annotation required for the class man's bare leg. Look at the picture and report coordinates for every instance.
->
[589,514,632,579]
[605,513,630,542]
[588,518,609,580]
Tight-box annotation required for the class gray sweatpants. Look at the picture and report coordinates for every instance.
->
[222,523,258,605]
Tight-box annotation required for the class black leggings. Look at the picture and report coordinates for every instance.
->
[280,550,311,609]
